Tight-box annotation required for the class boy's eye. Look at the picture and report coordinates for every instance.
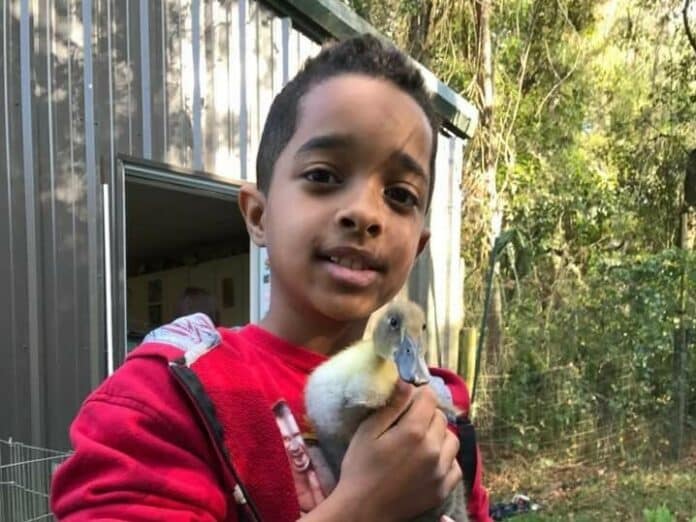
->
[384,186,420,208]
[303,168,341,184]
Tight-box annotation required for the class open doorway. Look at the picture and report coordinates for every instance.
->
[108,159,250,369]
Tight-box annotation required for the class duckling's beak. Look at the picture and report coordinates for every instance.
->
[394,333,431,386]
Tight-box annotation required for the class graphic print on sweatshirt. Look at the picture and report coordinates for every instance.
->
[272,399,336,514]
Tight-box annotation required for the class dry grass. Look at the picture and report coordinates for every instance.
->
[484,441,696,521]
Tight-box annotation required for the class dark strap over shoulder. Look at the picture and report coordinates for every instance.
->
[456,415,478,495]
[170,362,263,522]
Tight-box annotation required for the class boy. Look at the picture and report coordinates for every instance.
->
[50,34,491,521]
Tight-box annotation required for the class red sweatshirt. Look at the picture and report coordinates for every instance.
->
[51,314,491,521]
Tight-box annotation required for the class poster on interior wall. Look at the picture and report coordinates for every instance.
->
[259,246,271,318]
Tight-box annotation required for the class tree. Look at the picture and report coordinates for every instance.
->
[475,0,505,365]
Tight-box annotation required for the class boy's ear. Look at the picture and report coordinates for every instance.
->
[416,228,430,257]
[238,183,267,247]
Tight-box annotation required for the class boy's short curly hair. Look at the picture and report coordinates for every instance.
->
[255,34,440,208]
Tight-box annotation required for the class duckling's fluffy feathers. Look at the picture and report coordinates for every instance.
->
[305,339,398,444]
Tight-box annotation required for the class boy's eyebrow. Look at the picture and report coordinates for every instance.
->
[296,133,354,155]
[393,150,429,185]
[296,133,429,183]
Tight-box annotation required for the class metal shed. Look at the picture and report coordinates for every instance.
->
[0,0,478,450]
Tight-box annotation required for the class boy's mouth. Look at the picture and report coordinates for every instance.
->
[318,247,384,272]
[327,255,368,271]
[318,247,385,287]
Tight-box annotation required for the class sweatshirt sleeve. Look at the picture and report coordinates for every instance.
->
[430,368,493,522]
[50,355,234,522]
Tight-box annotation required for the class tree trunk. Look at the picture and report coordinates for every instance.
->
[672,210,689,459]
[405,0,433,64]
[476,0,504,366]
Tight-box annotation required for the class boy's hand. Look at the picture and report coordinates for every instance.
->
[334,381,462,522]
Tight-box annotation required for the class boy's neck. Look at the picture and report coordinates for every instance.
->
[258,299,368,357]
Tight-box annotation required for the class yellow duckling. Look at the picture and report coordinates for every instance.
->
[304,300,468,522]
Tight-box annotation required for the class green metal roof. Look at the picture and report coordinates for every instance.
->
[263,0,479,140]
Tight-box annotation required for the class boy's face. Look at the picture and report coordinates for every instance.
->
[242,74,432,323]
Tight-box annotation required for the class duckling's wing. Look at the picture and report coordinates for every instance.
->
[443,482,469,522]
[429,376,462,422]
[314,434,347,481]
[409,481,468,522]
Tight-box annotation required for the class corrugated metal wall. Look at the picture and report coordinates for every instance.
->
[0,0,468,450]
[1,0,103,449]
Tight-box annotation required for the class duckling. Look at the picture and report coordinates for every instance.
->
[304,300,468,522]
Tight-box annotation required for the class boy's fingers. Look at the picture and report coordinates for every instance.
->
[398,385,439,434]
[443,459,463,498]
[357,381,414,438]
[438,430,460,475]
[428,408,449,440]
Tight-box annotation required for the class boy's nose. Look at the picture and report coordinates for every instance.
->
[338,213,382,237]
[335,187,384,238]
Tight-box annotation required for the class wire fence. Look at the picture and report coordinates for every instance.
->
[477,365,683,454]
[470,361,696,519]
[0,439,71,522]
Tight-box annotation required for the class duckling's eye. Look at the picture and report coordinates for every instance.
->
[422,323,427,331]
[388,316,400,330]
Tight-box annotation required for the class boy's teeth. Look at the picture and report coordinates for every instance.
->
[329,255,366,270]
[350,258,364,270]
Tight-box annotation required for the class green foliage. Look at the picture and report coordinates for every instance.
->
[466,1,696,459]
[643,505,676,522]
[642,505,696,522]
[499,0,695,265]
[494,249,696,452]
